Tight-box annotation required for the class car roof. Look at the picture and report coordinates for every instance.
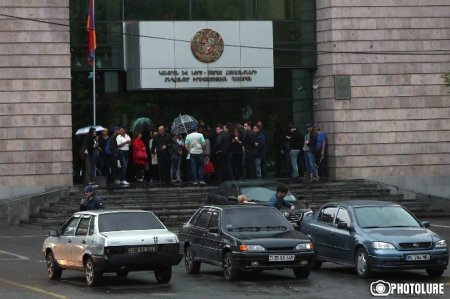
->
[202,205,276,211]
[225,179,280,187]
[74,209,154,216]
[327,200,400,208]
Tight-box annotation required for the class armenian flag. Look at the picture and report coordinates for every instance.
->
[87,0,96,64]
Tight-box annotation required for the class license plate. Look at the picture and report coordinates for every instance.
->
[406,254,430,261]
[269,255,295,262]
[128,246,157,254]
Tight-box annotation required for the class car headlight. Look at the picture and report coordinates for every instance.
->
[435,240,447,248]
[372,241,395,250]
[240,244,266,252]
[296,243,314,250]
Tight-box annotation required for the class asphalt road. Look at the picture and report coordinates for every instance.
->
[1,218,450,299]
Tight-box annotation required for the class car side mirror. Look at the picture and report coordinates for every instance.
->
[336,222,350,230]
[208,227,220,234]
[228,196,237,203]
[48,229,60,237]
[421,221,430,228]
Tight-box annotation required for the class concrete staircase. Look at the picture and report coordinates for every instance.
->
[23,179,439,229]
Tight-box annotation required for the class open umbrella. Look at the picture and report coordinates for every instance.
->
[130,117,154,133]
[171,114,198,134]
[75,125,106,135]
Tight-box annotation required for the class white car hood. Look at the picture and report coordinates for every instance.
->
[101,229,178,246]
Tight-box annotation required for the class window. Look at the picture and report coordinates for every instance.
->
[226,185,238,198]
[61,217,80,236]
[318,207,337,225]
[189,209,202,225]
[208,212,220,229]
[335,208,351,228]
[195,210,212,229]
[76,217,91,236]
[98,212,165,232]
[88,217,95,236]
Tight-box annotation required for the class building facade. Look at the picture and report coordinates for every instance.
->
[0,0,449,198]
[0,0,72,200]
[315,0,450,191]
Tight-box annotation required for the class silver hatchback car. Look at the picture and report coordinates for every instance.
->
[42,210,182,286]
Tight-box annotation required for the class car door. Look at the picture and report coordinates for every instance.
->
[53,216,80,267]
[191,209,212,260]
[203,210,222,263]
[310,206,338,259]
[71,216,92,268]
[329,206,356,264]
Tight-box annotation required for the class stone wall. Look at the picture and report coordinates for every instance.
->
[315,0,450,179]
[0,0,72,200]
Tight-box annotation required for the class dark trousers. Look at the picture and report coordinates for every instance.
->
[316,152,328,177]
[243,149,256,179]
[157,154,171,184]
[231,152,243,179]
[105,154,118,183]
[215,152,228,181]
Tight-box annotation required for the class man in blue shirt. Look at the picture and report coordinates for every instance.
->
[268,184,296,211]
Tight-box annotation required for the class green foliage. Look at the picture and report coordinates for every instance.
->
[442,72,450,87]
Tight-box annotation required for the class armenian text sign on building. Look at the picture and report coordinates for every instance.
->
[124,21,273,89]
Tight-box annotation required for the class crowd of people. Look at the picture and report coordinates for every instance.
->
[78,120,327,186]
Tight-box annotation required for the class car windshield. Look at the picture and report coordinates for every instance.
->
[222,207,292,231]
[354,206,421,228]
[241,186,296,203]
[98,212,165,232]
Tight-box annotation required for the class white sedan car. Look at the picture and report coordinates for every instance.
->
[42,210,182,286]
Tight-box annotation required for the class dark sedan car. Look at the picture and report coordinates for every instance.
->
[205,179,310,226]
[179,205,314,281]
[300,200,449,278]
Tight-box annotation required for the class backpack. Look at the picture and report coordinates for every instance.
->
[104,137,112,155]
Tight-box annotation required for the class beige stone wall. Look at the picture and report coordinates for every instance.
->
[315,0,450,178]
[0,0,72,196]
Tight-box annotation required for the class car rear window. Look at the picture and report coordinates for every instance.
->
[98,212,165,232]
[222,207,291,231]
[354,206,421,228]
[241,187,296,203]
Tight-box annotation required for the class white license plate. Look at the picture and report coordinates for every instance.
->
[128,246,157,254]
[406,254,430,261]
[269,255,295,262]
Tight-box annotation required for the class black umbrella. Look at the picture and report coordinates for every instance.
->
[130,117,154,133]
[171,114,198,134]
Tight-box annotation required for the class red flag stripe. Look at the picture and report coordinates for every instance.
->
[87,0,96,64]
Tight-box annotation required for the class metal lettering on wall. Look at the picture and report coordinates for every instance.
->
[159,69,258,83]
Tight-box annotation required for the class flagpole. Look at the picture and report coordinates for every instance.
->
[93,54,96,125]
[92,0,96,126]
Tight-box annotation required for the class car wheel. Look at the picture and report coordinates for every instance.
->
[46,252,62,280]
[223,252,240,281]
[293,267,310,279]
[116,269,129,278]
[426,268,445,277]
[154,265,172,283]
[184,246,201,274]
[354,248,371,278]
[85,257,103,287]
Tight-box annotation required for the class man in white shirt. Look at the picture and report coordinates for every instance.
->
[116,127,131,185]
[185,126,206,185]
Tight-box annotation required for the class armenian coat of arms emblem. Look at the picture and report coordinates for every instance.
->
[191,29,224,63]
